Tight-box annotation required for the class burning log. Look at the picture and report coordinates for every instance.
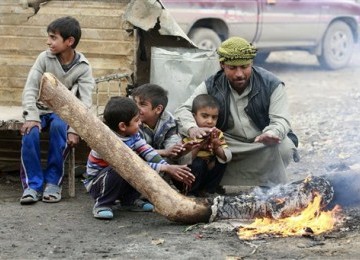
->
[211,176,341,240]
[210,176,334,222]
[39,73,211,224]
[238,194,342,240]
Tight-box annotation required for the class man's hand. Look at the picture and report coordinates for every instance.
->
[161,164,195,186]
[188,127,212,139]
[20,121,41,135]
[254,132,281,145]
[67,133,80,148]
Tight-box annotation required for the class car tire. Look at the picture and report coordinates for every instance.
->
[188,28,222,50]
[317,21,354,70]
[254,52,270,64]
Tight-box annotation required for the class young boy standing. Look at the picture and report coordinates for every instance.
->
[20,16,95,204]
[84,96,195,220]
[183,94,232,197]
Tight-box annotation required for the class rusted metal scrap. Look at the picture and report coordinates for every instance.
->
[210,176,334,222]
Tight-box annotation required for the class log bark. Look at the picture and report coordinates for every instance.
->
[39,72,211,224]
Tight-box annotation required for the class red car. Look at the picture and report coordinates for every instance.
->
[161,0,360,70]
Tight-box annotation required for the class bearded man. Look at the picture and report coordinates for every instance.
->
[175,37,299,188]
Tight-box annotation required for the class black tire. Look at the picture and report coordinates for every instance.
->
[317,21,354,70]
[254,52,270,64]
[188,28,222,50]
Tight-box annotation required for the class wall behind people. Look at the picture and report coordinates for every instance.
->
[0,0,133,106]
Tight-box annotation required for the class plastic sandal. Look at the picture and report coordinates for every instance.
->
[42,184,62,203]
[93,207,113,219]
[20,188,41,205]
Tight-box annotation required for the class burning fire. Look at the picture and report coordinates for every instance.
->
[238,194,342,240]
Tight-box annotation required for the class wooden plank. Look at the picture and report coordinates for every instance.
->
[0,55,132,77]
[0,89,23,106]
[0,26,130,41]
[0,66,31,78]
[0,37,134,56]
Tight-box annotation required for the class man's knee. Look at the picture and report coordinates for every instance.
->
[279,137,297,166]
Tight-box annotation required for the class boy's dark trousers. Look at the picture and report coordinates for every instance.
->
[188,156,227,196]
[89,167,140,209]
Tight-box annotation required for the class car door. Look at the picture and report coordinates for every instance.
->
[224,0,260,43]
[256,0,322,49]
[162,0,260,45]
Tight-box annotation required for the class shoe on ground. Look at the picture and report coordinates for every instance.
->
[20,188,42,205]
[42,184,62,203]
[93,207,113,220]
[215,185,226,195]
[126,199,154,212]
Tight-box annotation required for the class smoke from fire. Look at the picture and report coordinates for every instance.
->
[325,171,360,209]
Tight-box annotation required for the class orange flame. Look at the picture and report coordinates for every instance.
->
[238,194,342,240]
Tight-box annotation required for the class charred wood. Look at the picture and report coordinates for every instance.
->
[210,176,334,222]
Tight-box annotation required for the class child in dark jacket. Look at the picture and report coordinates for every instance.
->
[131,83,185,162]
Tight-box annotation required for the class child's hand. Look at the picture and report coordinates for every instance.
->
[182,140,202,152]
[208,128,222,151]
[162,164,195,186]
[209,138,222,151]
[165,142,200,159]
[67,133,80,148]
[20,120,41,135]
[209,127,221,139]
[165,143,186,158]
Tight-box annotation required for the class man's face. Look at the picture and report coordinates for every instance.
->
[221,63,252,94]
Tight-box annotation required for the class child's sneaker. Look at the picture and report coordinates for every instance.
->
[93,207,113,220]
[129,199,154,212]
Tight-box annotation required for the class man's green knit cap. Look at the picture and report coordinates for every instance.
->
[217,37,257,66]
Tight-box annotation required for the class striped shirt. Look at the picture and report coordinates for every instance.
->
[84,132,168,190]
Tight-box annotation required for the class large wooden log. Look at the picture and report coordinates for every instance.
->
[39,72,211,224]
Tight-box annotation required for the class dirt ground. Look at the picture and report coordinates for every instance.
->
[1,47,360,260]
